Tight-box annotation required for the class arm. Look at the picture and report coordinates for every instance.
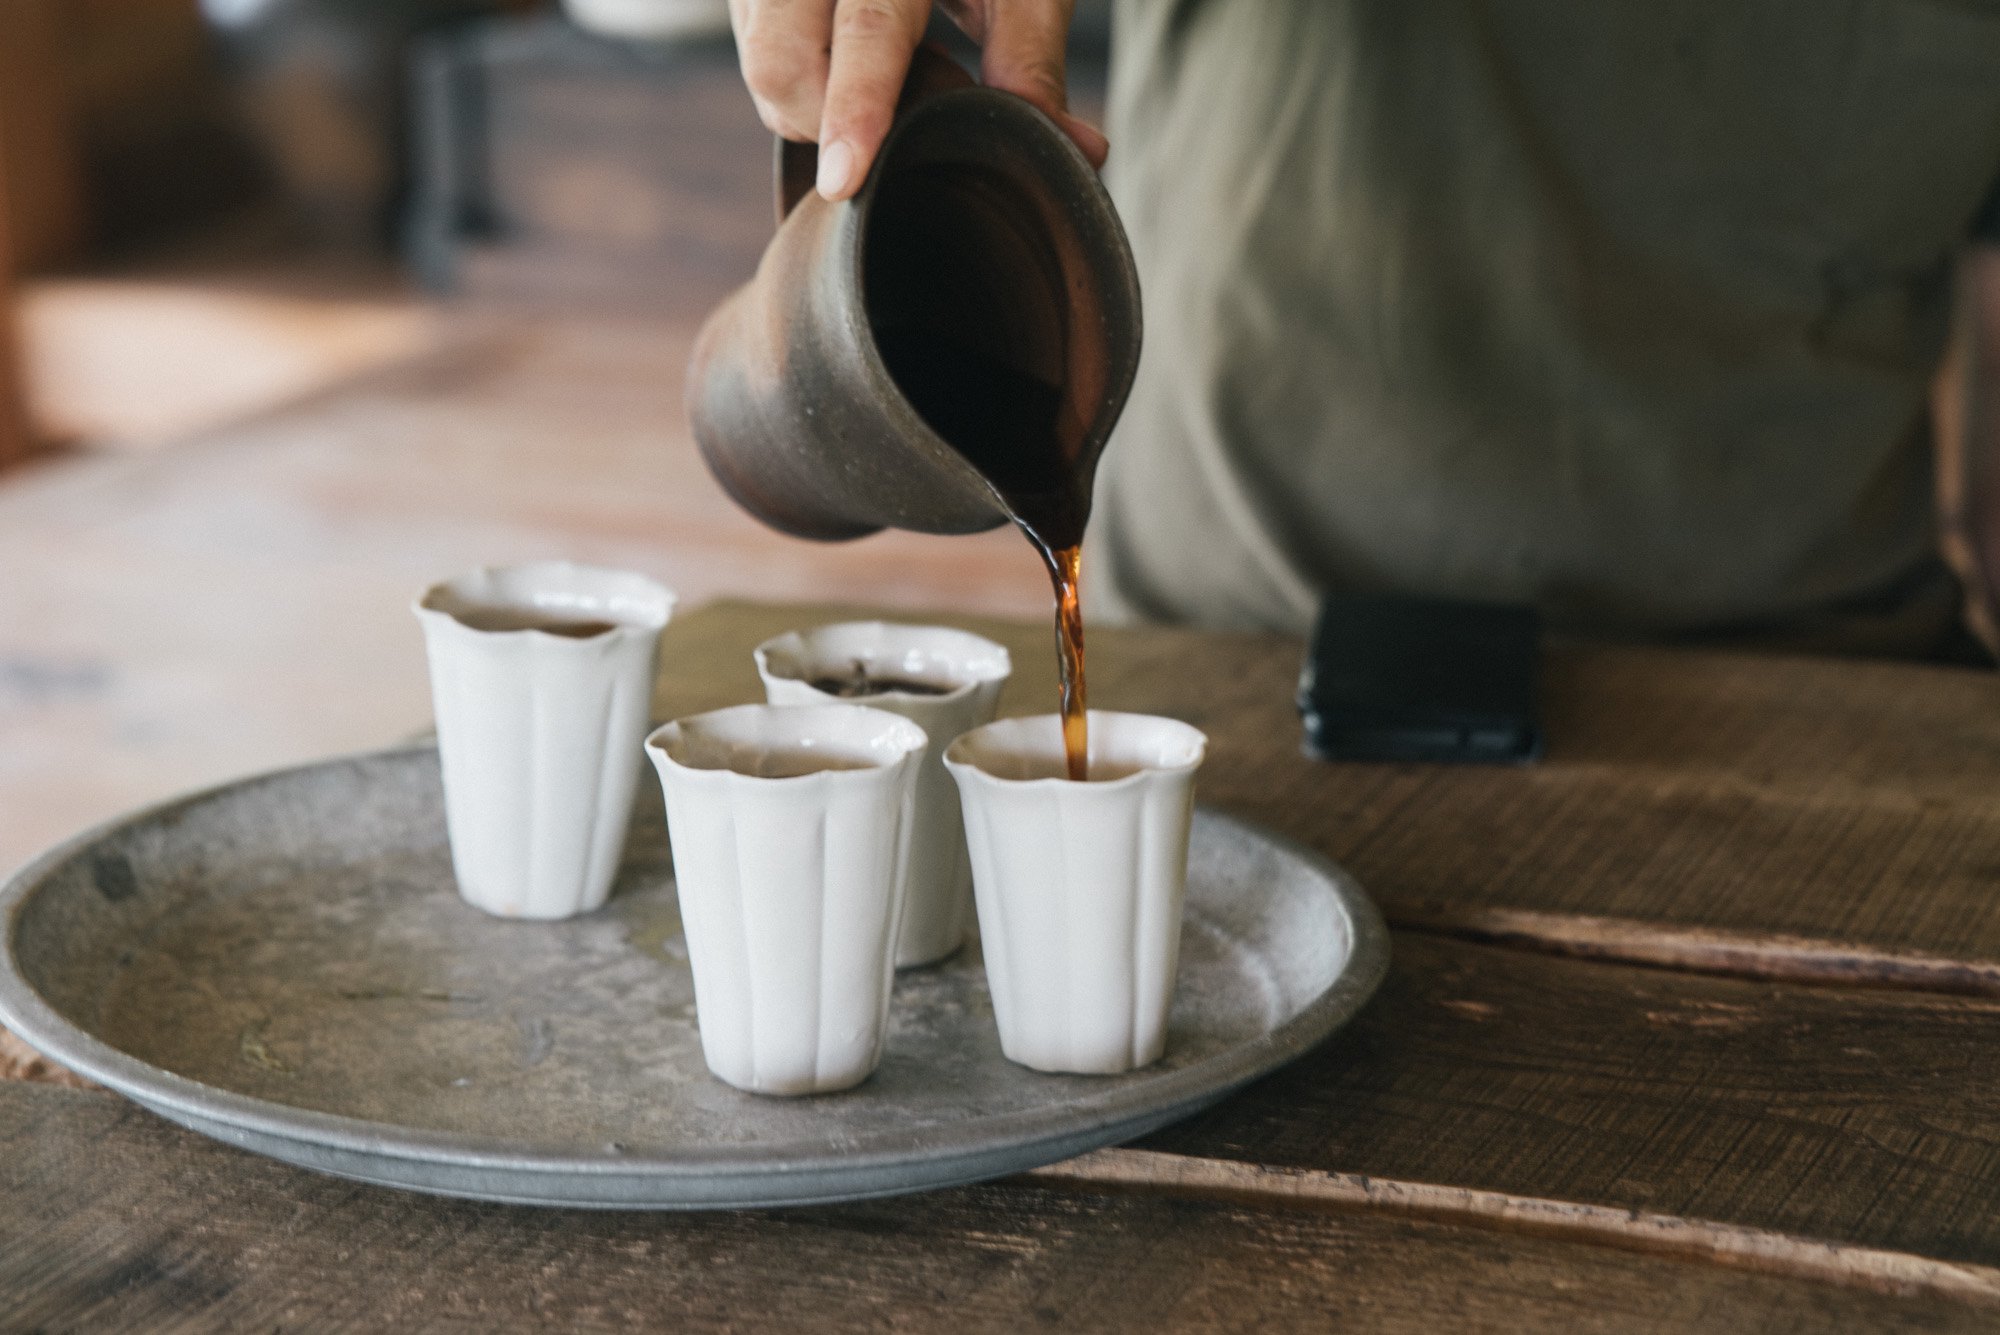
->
[727,0,1105,202]
[1934,245,2000,656]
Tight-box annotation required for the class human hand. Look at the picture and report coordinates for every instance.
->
[728,0,1107,202]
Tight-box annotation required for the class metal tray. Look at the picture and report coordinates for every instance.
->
[0,746,1387,1209]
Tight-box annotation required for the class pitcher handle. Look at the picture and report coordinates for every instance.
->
[773,42,976,224]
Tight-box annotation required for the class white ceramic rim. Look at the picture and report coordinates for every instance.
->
[414,560,676,639]
[754,622,1012,704]
[944,711,1208,790]
[647,703,928,783]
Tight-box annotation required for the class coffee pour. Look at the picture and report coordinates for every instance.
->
[685,48,1142,778]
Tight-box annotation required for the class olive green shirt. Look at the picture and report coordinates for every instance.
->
[1090,0,2000,651]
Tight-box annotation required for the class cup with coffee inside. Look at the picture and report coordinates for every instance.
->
[646,703,927,1095]
[945,711,1207,1075]
[755,622,1011,968]
[414,560,675,920]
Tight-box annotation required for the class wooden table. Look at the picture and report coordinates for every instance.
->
[6,599,2000,1331]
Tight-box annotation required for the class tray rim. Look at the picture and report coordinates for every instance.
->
[0,745,1389,1197]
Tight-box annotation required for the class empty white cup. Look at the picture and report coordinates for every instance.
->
[755,622,1011,967]
[414,561,675,920]
[945,711,1208,1075]
[647,703,927,1095]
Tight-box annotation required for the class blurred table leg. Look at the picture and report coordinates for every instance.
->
[0,162,33,471]
[0,0,89,468]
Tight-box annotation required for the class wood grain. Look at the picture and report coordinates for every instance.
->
[0,1081,1984,1334]
[9,598,2000,1326]
[647,605,2000,1267]
[654,601,2000,982]
[0,1027,93,1091]
[1138,933,2000,1267]
[1034,1151,2000,1305]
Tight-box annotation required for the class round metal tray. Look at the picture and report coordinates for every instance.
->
[0,746,1387,1209]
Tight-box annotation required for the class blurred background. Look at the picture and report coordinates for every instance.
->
[0,0,1109,872]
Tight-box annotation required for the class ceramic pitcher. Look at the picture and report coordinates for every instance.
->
[685,48,1143,541]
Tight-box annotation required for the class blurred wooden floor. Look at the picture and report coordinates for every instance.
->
[0,279,1049,878]
[0,31,1104,876]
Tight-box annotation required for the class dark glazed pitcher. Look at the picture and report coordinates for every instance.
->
[686,50,1143,542]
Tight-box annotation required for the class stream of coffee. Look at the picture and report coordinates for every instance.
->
[1049,542,1088,780]
[874,329,1092,780]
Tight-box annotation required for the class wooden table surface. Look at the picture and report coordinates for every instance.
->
[6,598,2000,1331]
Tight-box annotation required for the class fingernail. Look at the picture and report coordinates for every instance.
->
[817,140,856,199]
[1063,114,1110,169]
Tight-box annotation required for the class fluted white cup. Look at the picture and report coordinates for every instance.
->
[414,561,674,920]
[647,704,927,1095]
[755,622,1011,968]
[946,711,1208,1075]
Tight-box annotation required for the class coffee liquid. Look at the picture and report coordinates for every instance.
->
[740,751,876,778]
[452,608,620,638]
[875,329,1091,780]
[1050,543,1087,780]
[809,662,956,698]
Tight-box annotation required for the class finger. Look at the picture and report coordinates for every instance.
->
[1054,109,1109,168]
[817,0,929,199]
[734,0,835,142]
[978,0,1107,167]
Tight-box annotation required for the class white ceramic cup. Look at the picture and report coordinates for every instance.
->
[560,0,731,42]
[647,703,927,1095]
[414,561,675,920]
[755,622,1011,968]
[945,711,1208,1075]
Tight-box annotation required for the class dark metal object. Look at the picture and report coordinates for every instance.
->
[1299,594,1545,765]
[685,51,1142,541]
[0,746,1386,1210]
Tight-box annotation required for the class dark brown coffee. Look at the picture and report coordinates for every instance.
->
[872,329,1091,780]
[452,608,621,638]
[744,752,876,778]
[1049,542,1087,781]
[808,673,955,698]
[862,155,1097,780]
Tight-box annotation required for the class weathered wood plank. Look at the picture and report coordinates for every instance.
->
[1034,1150,2000,1306]
[653,601,2000,980]
[8,598,1995,1314]
[665,606,2000,1266]
[11,901,1997,1273]
[0,1025,92,1090]
[1137,932,2000,1267]
[0,1081,1983,1333]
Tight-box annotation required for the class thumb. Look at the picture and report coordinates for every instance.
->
[979,2,1108,168]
